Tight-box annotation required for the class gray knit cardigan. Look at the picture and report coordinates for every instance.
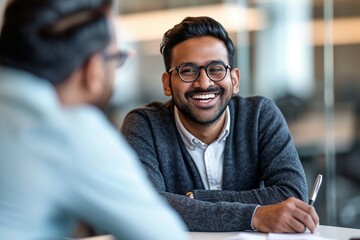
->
[121,95,308,232]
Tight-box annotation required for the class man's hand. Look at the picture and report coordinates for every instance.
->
[252,197,319,233]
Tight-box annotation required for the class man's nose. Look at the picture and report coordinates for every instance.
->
[193,68,214,89]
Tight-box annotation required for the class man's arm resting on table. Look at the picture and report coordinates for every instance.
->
[192,185,306,205]
[161,191,259,232]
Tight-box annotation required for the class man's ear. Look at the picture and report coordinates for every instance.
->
[82,53,105,95]
[231,68,240,95]
[162,72,172,96]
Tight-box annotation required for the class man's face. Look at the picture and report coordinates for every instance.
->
[163,36,239,126]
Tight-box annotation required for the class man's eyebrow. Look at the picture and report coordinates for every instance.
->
[40,3,110,38]
[179,60,227,66]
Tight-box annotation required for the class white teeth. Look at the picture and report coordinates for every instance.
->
[192,94,216,100]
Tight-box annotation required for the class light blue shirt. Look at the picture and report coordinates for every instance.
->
[0,67,189,240]
[174,106,230,190]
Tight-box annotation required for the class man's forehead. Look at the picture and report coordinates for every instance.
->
[171,37,229,65]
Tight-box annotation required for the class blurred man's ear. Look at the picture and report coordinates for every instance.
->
[54,55,105,107]
[82,53,105,96]
[162,72,172,96]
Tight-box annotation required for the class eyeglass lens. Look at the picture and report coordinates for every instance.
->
[178,62,228,82]
[105,52,128,68]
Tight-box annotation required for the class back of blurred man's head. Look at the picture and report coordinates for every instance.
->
[0,0,112,85]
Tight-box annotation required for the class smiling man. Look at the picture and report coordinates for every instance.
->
[121,16,319,233]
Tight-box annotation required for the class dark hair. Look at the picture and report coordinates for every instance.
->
[160,16,235,71]
[0,0,112,85]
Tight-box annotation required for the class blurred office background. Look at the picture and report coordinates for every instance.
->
[108,0,360,228]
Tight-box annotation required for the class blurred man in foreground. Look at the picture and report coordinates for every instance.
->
[0,0,188,239]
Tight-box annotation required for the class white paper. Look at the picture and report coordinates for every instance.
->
[226,232,267,240]
[268,233,336,240]
[226,232,336,240]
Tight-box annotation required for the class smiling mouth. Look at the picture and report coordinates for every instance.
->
[191,93,219,103]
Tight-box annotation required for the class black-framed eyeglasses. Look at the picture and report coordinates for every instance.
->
[168,61,231,83]
[104,51,128,68]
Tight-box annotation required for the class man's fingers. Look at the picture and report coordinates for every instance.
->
[292,200,319,232]
[289,219,307,233]
[293,208,317,232]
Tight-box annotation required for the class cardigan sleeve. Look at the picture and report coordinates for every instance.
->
[162,192,258,231]
[121,110,167,192]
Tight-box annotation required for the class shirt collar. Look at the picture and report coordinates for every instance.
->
[174,105,231,149]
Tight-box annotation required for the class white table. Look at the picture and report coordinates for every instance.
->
[76,225,360,240]
[188,225,360,240]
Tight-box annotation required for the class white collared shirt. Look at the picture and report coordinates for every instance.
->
[174,106,230,190]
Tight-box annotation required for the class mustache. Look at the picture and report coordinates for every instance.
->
[185,87,224,98]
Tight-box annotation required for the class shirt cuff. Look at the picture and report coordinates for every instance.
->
[251,205,260,231]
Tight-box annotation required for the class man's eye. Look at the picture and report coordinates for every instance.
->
[209,66,225,74]
[180,68,197,75]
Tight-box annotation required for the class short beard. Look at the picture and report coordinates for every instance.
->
[173,87,230,126]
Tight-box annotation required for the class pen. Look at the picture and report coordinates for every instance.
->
[308,174,323,206]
